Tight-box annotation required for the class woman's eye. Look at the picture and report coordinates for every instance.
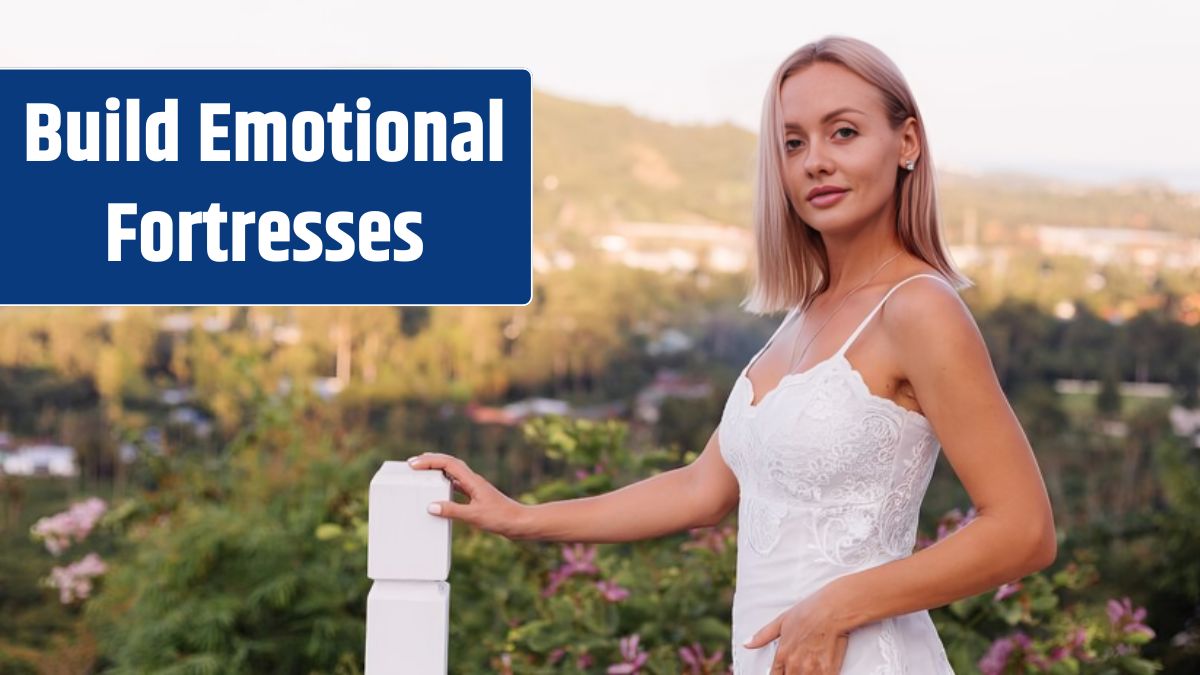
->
[786,128,854,151]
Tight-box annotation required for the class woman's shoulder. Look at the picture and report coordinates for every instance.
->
[870,263,954,296]
[899,267,955,291]
[882,266,973,333]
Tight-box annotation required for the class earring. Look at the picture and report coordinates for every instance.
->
[904,160,915,171]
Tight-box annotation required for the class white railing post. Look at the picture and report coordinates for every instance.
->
[366,461,452,674]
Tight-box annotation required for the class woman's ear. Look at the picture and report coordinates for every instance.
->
[900,116,921,165]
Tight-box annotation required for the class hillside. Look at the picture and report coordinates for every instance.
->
[530,89,1200,241]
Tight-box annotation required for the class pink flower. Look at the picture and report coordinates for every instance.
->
[596,579,630,602]
[1044,626,1091,663]
[543,567,571,597]
[979,631,1053,674]
[1070,627,1087,646]
[1106,597,1155,638]
[994,581,1022,602]
[30,497,107,556]
[542,543,600,597]
[46,552,107,604]
[607,634,649,674]
[917,507,979,551]
[678,641,725,674]
[683,524,735,554]
[978,635,1016,675]
[574,462,606,480]
[935,506,978,542]
[577,652,594,669]
[562,542,598,574]
[1048,645,1068,663]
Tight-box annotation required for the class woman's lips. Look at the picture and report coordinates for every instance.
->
[808,189,848,208]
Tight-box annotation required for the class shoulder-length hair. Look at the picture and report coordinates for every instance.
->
[742,35,973,315]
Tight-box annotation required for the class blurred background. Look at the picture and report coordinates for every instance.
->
[1,1,1198,673]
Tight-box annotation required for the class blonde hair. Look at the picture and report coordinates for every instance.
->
[742,35,973,315]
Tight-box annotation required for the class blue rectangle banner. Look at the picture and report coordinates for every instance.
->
[0,69,532,305]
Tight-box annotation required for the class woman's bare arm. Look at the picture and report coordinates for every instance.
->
[407,427,740,543]
[822,278,1057,633]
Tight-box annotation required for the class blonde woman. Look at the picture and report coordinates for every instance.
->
[408,35,1056,674]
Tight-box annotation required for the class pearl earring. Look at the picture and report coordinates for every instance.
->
[904,160,915,171]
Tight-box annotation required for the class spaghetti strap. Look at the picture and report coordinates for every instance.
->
[833,273,951,358]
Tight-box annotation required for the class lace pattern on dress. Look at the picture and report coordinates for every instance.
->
[743,496,789,556]
[871,618,908,674]
[878,434,940,557]
[722,358,943,564]
[722,356,922,560]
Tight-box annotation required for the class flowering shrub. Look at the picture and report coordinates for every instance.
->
[309,415,1165,674]
[45,552,108,604]
[607,634,650,674]
[678,641,726,674]
[463,417,738,674]
[73,396,1162,673]
[971,593,1158,675]
[29,497,111,606]
[921,511,1160,674]
[426,417,1160,674]
[30,496,107,556]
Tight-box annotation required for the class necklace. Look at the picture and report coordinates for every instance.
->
[784,249,904,372]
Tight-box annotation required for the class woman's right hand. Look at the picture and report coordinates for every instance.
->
[406,452,529,540]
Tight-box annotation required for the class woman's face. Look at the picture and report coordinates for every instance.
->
[779,62,917,234]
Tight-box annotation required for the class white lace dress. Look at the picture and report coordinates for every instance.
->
[718,273,957,674]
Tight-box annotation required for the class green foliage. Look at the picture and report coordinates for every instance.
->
[0,397,1171,673]
[326,416,1162,674]
[0,477,90,673]
[934,556,1160,674]
[1096,362,1124,418]
[446,416,736,674]
[85,390,375,674]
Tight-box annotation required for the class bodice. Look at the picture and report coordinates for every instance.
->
[717,273,958,674]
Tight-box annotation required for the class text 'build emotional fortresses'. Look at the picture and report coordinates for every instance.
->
[26,97,505,163]
[24,97,506,265]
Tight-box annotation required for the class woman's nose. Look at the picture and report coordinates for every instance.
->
[804,142,835,177]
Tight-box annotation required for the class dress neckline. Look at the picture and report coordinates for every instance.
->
[737,273,949,425]
[737,353,932,429]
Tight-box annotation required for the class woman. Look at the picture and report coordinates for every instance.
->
[408,35,1057,674]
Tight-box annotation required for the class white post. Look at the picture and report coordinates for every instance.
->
[366,461,452,674]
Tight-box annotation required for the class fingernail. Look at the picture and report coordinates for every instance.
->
[427,503,441,515]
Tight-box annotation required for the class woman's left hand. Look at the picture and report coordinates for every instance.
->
[742,584,852,674]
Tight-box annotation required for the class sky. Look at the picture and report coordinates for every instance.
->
[3,0,1198,191]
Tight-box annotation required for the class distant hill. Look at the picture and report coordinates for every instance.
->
[938,170,1200,240]
[531,90,757,237]
[531,89,1200,241]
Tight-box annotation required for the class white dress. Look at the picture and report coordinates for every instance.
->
[718,273,957,674]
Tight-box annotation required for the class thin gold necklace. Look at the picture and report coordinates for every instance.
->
[784,249,904,373]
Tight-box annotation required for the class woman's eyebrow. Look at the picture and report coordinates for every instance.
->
[784,106,865,130]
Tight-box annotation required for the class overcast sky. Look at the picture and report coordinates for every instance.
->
[4,0,1198,191]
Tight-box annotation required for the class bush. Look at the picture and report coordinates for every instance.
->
[80,399,1162,674]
